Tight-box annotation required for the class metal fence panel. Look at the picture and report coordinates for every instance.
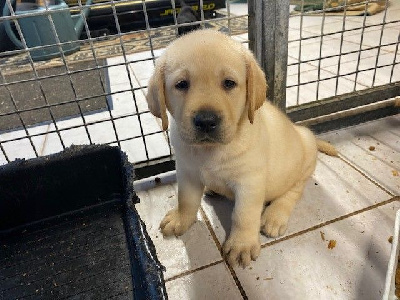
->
[0,0,250,176]
[0,0,398,177]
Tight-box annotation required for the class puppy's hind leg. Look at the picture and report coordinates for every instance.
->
[160,170,204,237]
[261,180,307,238]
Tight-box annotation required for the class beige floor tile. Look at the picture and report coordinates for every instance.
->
[136,183,222,280]
[320,116,400,195]
[165,263,242,300]
[235,201,400,299]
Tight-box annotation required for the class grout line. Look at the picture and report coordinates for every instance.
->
[338,153,396,197]
[199,207,248,300]
[261,196,399,249]
[160,204,248,299]
[199,207,223,253]
[164,260,223,283]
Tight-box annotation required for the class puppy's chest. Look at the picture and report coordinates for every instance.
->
[198,159,235,199]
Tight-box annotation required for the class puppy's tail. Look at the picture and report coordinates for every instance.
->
[317,139,338,157]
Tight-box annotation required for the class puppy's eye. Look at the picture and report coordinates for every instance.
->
[175,80,190,91]
[223,79,236,90]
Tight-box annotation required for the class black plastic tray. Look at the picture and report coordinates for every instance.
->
[0,145,167,299]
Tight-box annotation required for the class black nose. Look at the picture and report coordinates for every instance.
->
[193,110,221,133]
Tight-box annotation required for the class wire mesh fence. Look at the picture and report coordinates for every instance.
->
[0,0,248,175]
[0,0,398,177]
[286,0,400,108]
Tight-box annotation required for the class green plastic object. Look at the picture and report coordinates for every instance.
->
[2,0,91,61]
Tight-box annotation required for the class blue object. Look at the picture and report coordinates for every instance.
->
[2,0,91,60]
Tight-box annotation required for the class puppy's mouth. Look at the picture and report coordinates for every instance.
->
[194,134,222,145]
[179,130,224,146]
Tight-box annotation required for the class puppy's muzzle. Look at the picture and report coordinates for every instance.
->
[193,110,221,134]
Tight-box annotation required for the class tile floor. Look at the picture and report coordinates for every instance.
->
[0,1,399,298]
[135,115,399,299]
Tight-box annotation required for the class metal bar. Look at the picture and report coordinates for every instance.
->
[43,0,93,144]
[9,35,397,88]
[287,41,400,67]
[0,116,165,144]
[0,68,39,157]
[226,0,231,36]
[306,106,399,134]
[0,143,9,163]
[286,20,399,44]
[296,0,305,106]
[0,0,381,22]
[5,0,66,149]
[371,0,390,87]
[353,0,369,91]
[140,0,168,159]
[0,13,247,59]
[134,158,176,180]
[170,0,179,36]
[199,0,205,27]
[288,82,400,122]
[286,62,399,90]
[0,87,143,117]
[296,97,399,127]
[315,0,327,101]
[289,0,385,16]
[389,32,400,84]
[249,0,289,111]
[334,0,348,96]
[0,57,155,86]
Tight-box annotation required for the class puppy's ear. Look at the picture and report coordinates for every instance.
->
[146,55,169,131]
[245,51,268,124]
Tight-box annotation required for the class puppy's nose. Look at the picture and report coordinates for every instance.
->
[193,110,221,133]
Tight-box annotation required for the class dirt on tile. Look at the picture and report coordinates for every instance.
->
[328,240,336,250]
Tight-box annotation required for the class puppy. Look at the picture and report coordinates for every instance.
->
[146,29,332,268]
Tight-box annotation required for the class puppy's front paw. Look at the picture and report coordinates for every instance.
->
[261,205,290,238]
[159,208,196,237]
[223,233,260,268]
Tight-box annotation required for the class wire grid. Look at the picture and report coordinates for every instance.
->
[286,0,400,108]
[0,0,249,167]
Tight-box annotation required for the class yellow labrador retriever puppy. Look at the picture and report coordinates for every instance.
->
[146,29,333,268]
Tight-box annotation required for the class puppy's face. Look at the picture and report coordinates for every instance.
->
[146,30,267,146]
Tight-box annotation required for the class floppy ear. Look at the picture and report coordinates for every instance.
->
[146,55,169,131]
[245,51,268,124]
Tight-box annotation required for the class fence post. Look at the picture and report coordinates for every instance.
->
[248,0,290,112]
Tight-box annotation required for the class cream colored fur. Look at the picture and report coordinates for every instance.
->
[146,29,330,268]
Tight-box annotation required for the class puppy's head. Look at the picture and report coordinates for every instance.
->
[146,29,267,146]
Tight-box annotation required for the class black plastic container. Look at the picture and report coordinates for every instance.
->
[0,145,167,299]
